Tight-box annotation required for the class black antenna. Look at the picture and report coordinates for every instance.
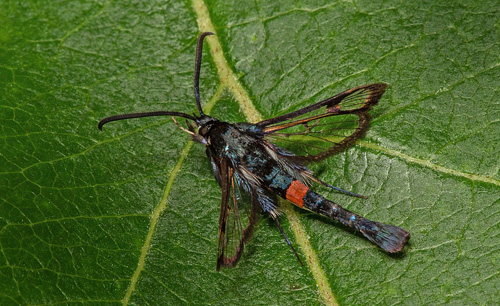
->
[98,111,196,130]
[194,32,213,116]
[98,32,214,131]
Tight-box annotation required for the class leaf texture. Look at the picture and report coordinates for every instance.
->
[1,0,499,305]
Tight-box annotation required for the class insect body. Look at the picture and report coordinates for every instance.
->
[99,32,410,270]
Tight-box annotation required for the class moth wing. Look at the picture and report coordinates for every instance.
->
[216,158,258,270]
[257,83,386,162]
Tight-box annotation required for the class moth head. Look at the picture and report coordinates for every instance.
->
[196,115,219,135]
[186,115,219,145]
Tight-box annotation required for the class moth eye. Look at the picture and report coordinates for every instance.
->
[199,126,209,136]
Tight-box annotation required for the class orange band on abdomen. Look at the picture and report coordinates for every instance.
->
[286,180,309,207]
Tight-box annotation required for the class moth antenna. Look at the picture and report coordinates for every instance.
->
[194,32,214,116]
[98,111,196,130]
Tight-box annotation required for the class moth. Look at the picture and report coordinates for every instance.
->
[99,32,410,270]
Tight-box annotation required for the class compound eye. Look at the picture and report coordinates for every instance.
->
[198,126,209,136]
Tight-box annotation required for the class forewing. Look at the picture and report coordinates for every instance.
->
[216,159,258,270]
[257,83,386,162]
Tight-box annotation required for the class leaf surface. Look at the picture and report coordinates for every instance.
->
[1,0,499,305]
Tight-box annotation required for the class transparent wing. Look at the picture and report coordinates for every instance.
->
[257,83,386,162]
[216,159,258,270]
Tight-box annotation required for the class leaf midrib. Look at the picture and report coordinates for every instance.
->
[121,0,337,304]
[192,1,338,305]
[121,1,500,305]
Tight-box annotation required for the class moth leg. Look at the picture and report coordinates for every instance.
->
[271,215,304,266]
[307,175,367,199]
[171,116,195,135]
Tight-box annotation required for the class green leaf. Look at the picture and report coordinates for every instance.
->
[1,0,499,305]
